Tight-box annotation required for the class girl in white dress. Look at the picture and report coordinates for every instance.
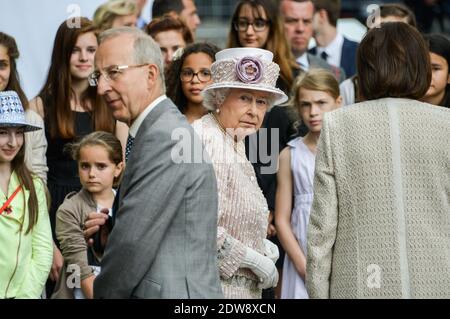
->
[275,69,341,299]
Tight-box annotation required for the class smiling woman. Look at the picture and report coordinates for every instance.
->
[0,91,53,299]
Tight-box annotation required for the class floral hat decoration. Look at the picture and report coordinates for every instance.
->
[201,48,288,106]
[0,91,41,131]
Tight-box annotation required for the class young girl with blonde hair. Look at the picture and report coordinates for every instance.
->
[275,69,341,299]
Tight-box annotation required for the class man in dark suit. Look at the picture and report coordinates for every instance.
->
[90,27,222,298]
[280,0,346,83]
[309,0,359,78]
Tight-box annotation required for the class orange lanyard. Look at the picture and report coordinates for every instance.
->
[0,185,22,216]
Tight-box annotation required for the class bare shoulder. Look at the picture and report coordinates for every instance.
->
[279,146,291,164]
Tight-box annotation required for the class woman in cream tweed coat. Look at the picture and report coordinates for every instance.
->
[306,23,450,299]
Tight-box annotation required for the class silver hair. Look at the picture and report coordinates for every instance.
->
[202,88,230,111]
[98,27,166,93]
[203,88,276,111]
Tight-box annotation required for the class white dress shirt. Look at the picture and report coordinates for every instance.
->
[316,33,344,68]
[296,53,310,71]
[129,95,168,138]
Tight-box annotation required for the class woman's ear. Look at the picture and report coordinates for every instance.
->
[335,95,343,108]
[115,161,124,178]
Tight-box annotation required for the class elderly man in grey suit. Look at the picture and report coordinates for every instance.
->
[89,27,223,298]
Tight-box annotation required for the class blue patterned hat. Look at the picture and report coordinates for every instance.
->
[0,91,41,132]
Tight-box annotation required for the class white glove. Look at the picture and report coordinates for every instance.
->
[263,239,279,264]
[241,246,279,289]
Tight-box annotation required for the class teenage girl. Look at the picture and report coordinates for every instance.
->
[0,90,53,299]
[275,70,341,299]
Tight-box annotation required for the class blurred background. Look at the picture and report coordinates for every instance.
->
[0,0,449,99]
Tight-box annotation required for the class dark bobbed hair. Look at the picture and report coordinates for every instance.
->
[357,22,431,101]
[166,42,220,114]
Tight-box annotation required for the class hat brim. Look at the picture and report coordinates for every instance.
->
[0,122,42,132]
[202,82,288,106]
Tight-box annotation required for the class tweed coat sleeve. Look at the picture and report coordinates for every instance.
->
[306,112,339,299]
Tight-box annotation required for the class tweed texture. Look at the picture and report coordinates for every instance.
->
[306,98,450,299]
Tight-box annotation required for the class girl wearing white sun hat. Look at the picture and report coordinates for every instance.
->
[0,91,53,299]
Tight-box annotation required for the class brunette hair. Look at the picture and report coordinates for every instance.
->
[145,15,193,45]
[227,0,298,92]
[0,32,29,108]
[380,3,417,27]
[9,134,42,234]
[166,42,220,113]
[357,22,431,101]
[312,0,341,27]
[69,131,124,187]
[39,18,115,139]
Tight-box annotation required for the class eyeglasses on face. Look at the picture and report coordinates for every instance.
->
[88,64,149,86]
[180,68,212,83]
[233,18,270,32]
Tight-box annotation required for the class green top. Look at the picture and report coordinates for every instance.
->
[0,171,53,299]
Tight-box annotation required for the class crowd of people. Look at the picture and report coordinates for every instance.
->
[0,0,449,300]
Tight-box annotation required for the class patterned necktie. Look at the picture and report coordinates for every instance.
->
[125,134,135,162]
[320,51,329,62]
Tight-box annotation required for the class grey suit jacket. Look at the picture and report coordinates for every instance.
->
[308,53,346,83]
[94,98,223,299]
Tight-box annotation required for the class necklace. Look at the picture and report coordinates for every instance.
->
[211,114,248,161]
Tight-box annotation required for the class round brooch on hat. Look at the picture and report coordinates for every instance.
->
[235,56,263,84]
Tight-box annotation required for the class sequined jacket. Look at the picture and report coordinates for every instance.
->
[192,114,270,299]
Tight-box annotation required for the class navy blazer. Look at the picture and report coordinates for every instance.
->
[310,36,359,79]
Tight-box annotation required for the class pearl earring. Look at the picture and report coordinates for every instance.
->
[216,108,220,114]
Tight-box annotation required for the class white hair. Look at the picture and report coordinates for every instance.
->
[202,88,230,111]
[203,88,277,111]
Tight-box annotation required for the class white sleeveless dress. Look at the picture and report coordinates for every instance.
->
[281,137,316,299]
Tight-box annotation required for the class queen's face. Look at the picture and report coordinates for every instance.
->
[216,88,271,141]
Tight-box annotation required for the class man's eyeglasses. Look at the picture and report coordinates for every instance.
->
[180,68,212,83]
[233,18,270,32]
[88,64,149,86]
